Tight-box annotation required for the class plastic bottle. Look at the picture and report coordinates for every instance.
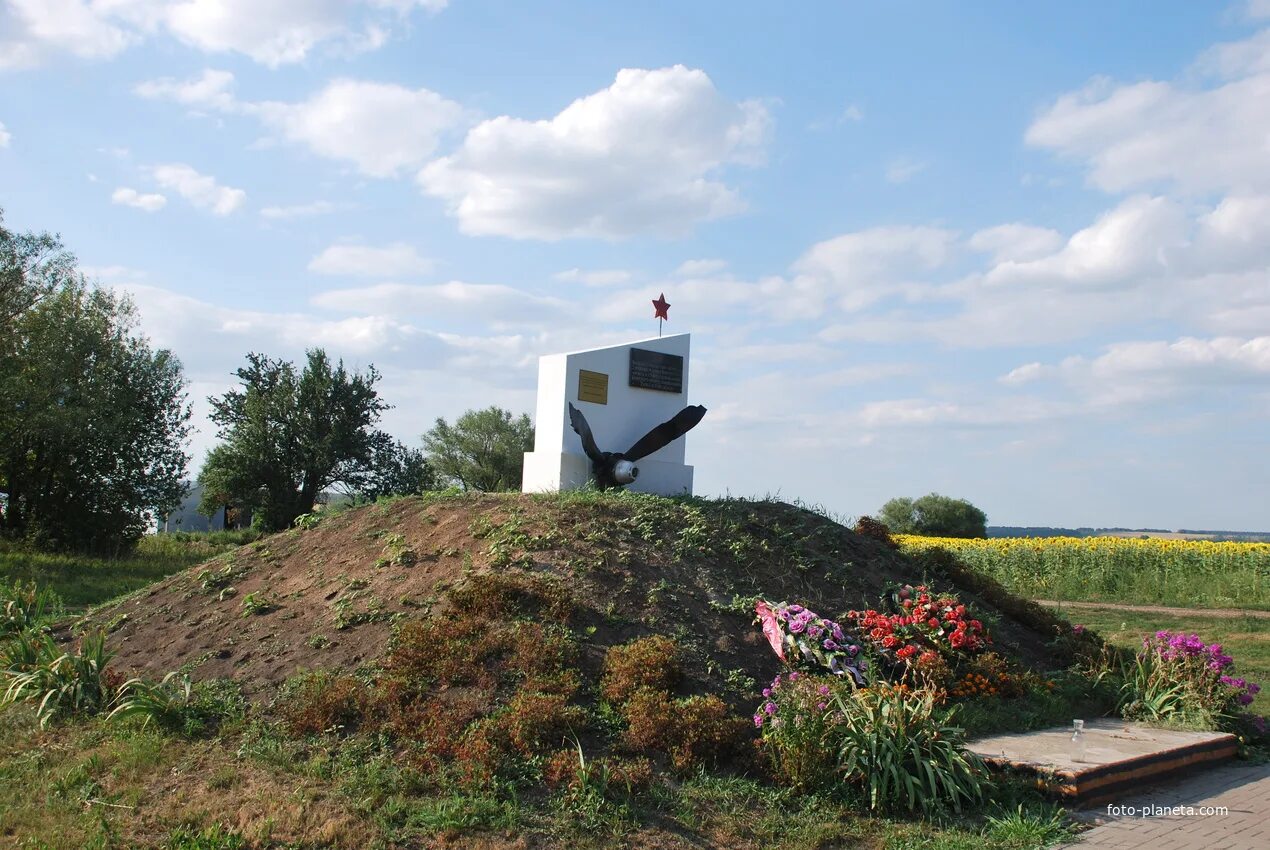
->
[1071,719,1087,763]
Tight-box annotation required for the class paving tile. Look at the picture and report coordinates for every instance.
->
[1064,762,1270,849]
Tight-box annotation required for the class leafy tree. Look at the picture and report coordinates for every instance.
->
[423,406,534,492]
[0,280,191,552]
[877,493,987,539]
[352,434,439,501]
[0,208,77,331]
[199,350,389,531]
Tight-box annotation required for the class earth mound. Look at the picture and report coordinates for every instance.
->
[81,491,1075,698]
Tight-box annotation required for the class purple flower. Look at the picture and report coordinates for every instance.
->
[763,701,777,715]
[788,604,804,614]
[753,713,764,728]
[789,672,799,681]
[807,625,823,639]
[832,625,845,642]
[818,684,830,696]
[823,639,838,651]
[1072,624,1085,635]
[762,688,772,698]
[816,702,827,710]
[789,619,806,634]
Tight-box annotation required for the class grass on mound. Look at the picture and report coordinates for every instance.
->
[0,705,1076,850]
[0,531,258,610]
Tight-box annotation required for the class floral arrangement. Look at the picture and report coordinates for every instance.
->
[848,584,990,665]
[754,601,868,684]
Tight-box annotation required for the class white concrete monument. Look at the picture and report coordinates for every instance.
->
[522,333,701,496]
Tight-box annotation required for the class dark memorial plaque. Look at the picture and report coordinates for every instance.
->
[628,348,684,393]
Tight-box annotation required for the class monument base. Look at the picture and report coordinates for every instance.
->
[522,451,693,497]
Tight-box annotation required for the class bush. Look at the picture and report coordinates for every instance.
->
[620,687,749,774]
[831,685,985,813]
[600,635,681,704]
[1,580,61,637]
[755,672,849,792]
[110,672,193,730]
[278,670,371,736]
[1,630,118,726]
[879,493,987,538]
[379,571,584,783]
[1120,631,1262,731]
[852,516,897,549]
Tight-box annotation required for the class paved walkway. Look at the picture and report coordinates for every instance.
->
[1058,761,1270,850]
[1036,600,1270,620]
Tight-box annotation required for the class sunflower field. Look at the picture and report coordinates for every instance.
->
[894,534,1270,610]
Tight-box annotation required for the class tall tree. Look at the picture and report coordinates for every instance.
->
[0,280,191,552]
[351,434,439,501]
[877,493,988,538]
[423,406,534,492]
[0,208,77,331]
[199,350,389,531]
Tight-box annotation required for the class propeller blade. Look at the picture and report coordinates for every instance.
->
[568,403,606,464]
[623,405,707,461]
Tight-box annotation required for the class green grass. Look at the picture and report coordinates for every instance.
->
[0,531,257,610]
[1046,603,1269,713]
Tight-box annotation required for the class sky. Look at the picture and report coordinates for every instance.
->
[2,1,1269,530]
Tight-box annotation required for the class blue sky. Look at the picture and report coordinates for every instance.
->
[3,0,1268,529]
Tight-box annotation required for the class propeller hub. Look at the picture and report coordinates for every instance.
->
[612,460,639,484]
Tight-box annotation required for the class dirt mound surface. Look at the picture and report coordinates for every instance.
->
[79,492,1073,697]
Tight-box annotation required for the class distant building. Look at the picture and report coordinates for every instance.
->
[160,484,250,533]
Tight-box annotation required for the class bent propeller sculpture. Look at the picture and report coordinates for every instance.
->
[567,402,706,489]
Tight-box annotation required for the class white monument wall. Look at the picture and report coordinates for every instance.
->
[522,333,695,496]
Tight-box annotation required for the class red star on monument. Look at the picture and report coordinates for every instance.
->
[652,293,671,321]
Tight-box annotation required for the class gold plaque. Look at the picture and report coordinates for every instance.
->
[578,370,609,405]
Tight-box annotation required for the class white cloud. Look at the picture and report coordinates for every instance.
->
[785,225,955,315]
[418,65,770,239]
[162,0,350,67]
[885,156,927,184]
[149,163,245,215]
[0,0,449,70]
[259,200,338,220]
[1071,336,1270,384]
[308,242,433,277]
[553,268,632,287]
[1003,336,1270,409]
[134,71,465,178]
[1027,29,1270,194]
[968,223,1063,264]
[983,195,1188,289]
[111,186,167,212]
[674,258,728,277]
[841,103,864,123]
[0,0,134,70]
[999,362,1045,386]
[312,281,570,326]
[0,121,9,147]
[134,68,236,111]
[256,79,465,178]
